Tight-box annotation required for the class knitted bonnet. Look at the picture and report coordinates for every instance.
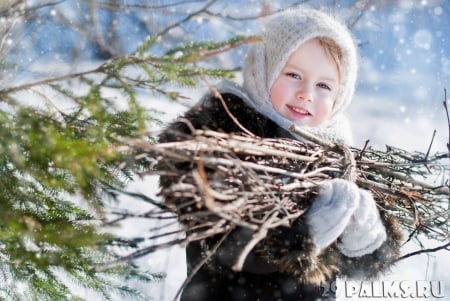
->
[241,7,359,144]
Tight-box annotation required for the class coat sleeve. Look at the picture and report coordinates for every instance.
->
[261,200,402,284]
[334,211,403,279]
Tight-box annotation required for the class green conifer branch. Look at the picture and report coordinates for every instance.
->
[0,27,252,298]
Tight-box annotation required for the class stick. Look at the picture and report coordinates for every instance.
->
[443,88,450,152]
[232,212,279,271]
[172,230,231,301]
[288,124,336,149]
[394,241,450,263]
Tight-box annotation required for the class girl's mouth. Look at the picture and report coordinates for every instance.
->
[287,105,312,117]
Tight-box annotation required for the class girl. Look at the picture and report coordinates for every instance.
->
[159,7,401,301]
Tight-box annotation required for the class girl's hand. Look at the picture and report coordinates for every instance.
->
[305,179,360,254]
[336,189,387,257]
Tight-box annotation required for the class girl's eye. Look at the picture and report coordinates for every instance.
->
[286,72,301,80]
[318,83,331,91]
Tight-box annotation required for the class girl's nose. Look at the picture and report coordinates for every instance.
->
[296,86,313,102]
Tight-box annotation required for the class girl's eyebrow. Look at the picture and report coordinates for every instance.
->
[284,64,338,83]
[320,76,339,84]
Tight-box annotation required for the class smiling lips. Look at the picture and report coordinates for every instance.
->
[287,104,312,117]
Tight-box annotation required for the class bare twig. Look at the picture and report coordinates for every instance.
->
[93,238,187,272]
[394,241,450,263]
[153,0,217,43]
[172,230,231,301]
[110,126,450,267]
[289,124,335,149]
[442,88,450,191]
[96,0,205,11]
[199,72,255,136]
[424,130,436,162]
[232,212,280,271]
[443,89,450,153]
[0,64,106,94]
[356,139,370,161]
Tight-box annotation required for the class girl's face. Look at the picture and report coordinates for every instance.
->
[270,38,339,127]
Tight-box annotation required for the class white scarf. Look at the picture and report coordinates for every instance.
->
[213,81,353,145]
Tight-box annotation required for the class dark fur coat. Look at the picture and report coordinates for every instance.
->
[158,92,402,301]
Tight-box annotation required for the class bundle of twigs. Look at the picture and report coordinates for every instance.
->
[126,125,450,250]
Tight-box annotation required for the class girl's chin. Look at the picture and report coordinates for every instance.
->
[290,119,310,127]
[291,119,324,128]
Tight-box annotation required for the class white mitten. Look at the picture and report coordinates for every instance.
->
[305,179,360,254]
[337,189,387,257]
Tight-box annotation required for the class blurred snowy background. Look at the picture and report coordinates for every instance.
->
[2,0,450,300]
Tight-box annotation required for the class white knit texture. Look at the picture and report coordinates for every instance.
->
[211,81,354,145]
[305,179,360,253]
[242,7,359,145]
[337,189,387,257]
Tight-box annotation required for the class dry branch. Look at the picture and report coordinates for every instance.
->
[110,126,450,268]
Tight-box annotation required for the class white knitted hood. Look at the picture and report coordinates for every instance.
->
[242,7,358,145]
[213,80,353,145]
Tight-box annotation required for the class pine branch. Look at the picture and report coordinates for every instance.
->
[1,19,253,297]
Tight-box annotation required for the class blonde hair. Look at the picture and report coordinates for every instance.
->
[318,37,343,83]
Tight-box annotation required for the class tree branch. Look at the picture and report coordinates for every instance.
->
[394,241,450,263]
